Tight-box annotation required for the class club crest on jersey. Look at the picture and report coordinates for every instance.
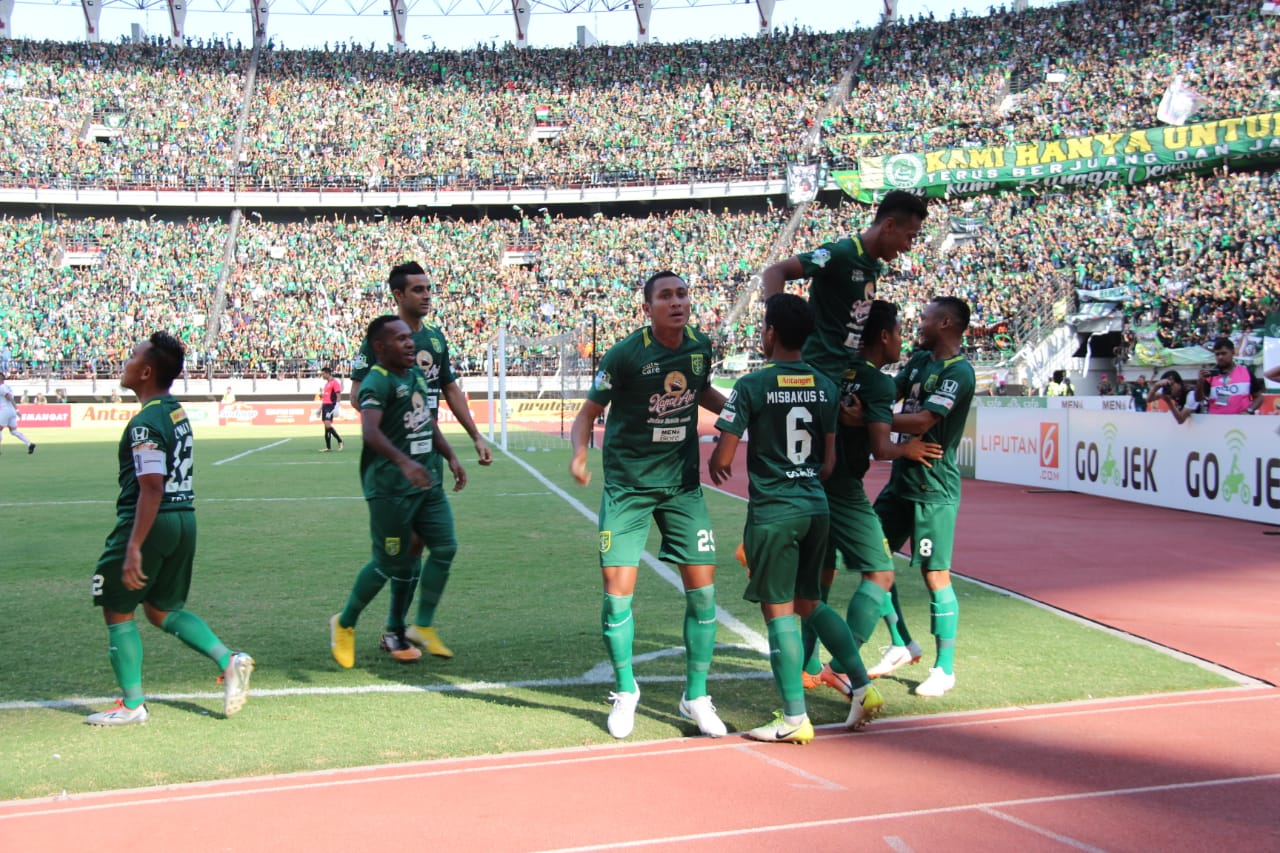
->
[691,354,705,376]
[651,371,696,416]
[810,248,832,268]
[385,537,401,557]
[599,532,612,553]
[430,337,444,354]
[924,374,939,392]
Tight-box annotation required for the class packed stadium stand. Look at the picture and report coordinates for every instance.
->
[0,0,1276,385]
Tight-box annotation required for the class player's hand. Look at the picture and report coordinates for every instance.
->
[839,396,866,427]
[473,437,493,466]
[708,459,731,486]
[122,545,148,591]
[448,456,467,492]
[401,459,433,490]
[902,437,944,468]
[570,451,591,486]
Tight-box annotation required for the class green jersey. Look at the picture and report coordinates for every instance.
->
[796,235,884,381]
[116,395,195,518]
[351,322,455,418]
[588,324,713,490]
[838,359,896,482]
[357,365,437,498]
[715,360,836,522]
[885,350,975,504]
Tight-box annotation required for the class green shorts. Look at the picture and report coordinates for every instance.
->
[742,514,828,605]
[92,511,197,614]
[824,467,894,574]
[598,483,716,568]
[874,490,958,571]
[367,487,456,578]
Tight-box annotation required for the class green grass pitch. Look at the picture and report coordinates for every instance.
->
[0,425,1235,801]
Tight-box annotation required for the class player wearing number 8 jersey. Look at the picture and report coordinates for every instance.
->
[570,271,728,739]
[866,296,975,697]
[86,332,253,726]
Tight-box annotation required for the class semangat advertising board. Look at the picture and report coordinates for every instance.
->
[974,408,1069,489]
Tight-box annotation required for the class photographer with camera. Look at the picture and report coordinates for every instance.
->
[1197,338,1263,415]
[1148,370,1197,424]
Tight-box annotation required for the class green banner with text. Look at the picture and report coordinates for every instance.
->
[833,112,1280,202]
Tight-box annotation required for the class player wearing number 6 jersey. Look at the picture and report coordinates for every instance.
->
[86,332,253,726]
[570,271,728,740]
[710,293,885,744]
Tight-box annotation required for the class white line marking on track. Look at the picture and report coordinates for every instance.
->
[882,837,915,853]
[4,689,1272,818]
[500,445,768,654]
[530,772,1280,852]
[980,807,1110,853]
[733,743,845,791]
[212,438,291,465]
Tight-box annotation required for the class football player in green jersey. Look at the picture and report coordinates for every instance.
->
[817,301,942,695]
[330,315,467,669]
[760,190,928,381]
[709,293,885,744]
[349,261,490,660]
[762,190,929,685]
[855,296,975,697]
[570,271,728,739]
[86,332,254,726]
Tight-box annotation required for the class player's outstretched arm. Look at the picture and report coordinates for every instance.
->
[761,256,805,300]
[443,380,492,464]
[866,421,942,468]
[569,400,605,486]
[708,431,739,486]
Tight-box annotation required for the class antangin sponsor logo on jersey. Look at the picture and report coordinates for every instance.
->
[169,407,187,424]
[650,371,696,417]
[776,375,815,388]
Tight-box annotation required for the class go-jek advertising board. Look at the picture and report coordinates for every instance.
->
[1069,412,1278,523]
[974,408,1070,489]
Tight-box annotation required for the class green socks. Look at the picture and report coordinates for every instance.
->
[800,581,832,675]
[107,621,146,709]
[160,610,231,671]
[930,585,959,674]
[602,593,637,693]
[806,602,868,688]
[683,585,717,699]
[883,582,913,646]
[414,552,454,628]
[341,561,389,628]
[846,579,886,648]
[767,616,806,718]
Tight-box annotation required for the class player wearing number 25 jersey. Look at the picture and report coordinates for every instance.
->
[87,332,253,726]
[570,271,728,741]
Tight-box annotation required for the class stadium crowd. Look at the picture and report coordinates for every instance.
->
[0,0,1274,190]
[2,165,1277,379]
[1,0,1278,379]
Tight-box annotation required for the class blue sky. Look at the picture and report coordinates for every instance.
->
[5,0,1070,51]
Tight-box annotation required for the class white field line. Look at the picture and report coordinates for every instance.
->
[212,438,292,465]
